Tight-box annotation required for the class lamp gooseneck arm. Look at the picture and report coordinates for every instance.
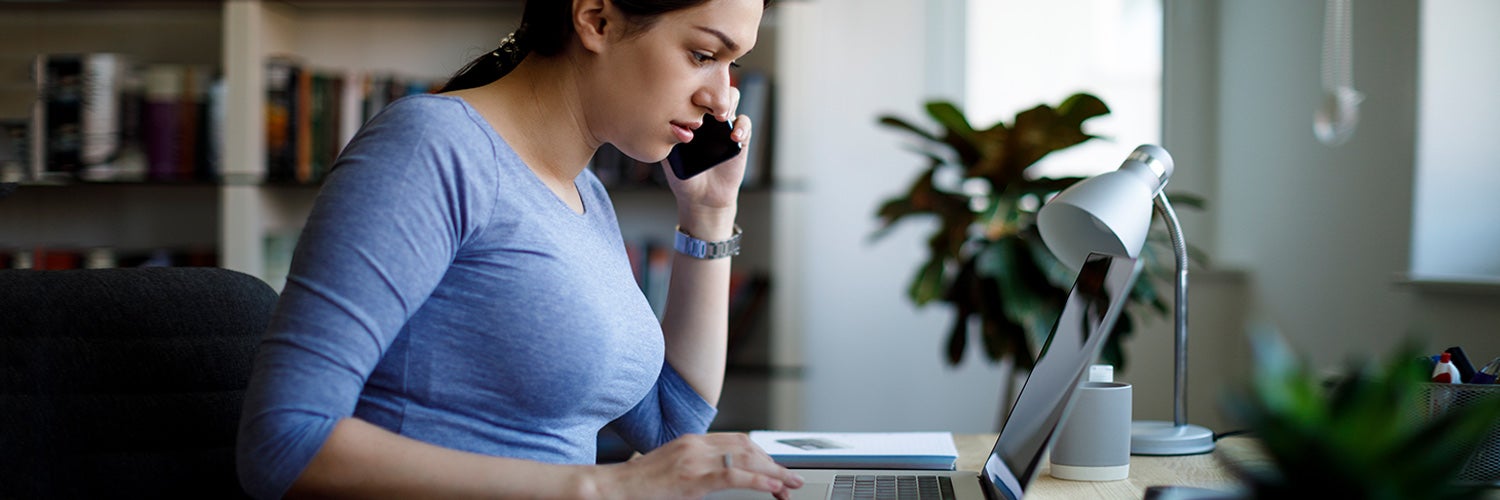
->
[1152,193,1189,428]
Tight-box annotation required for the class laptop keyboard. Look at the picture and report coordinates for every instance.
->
[830,474,956,500]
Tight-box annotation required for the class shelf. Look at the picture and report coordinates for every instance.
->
[3,0,801,431]
[9,177,225,187]
[275,1,523,11]
[1398,273,1500,295]
[0,2,220,10]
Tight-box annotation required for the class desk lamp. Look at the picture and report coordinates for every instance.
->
[1036,144,1215,455]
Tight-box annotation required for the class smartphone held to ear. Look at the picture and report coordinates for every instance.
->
[668,114,741,180]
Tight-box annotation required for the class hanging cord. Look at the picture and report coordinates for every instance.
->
[1320,0,1353,94]
[1315,0,1363,146]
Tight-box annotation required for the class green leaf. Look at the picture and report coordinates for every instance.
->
[1055,92,1110,125]
[873,197,918,232]
[946,310,969,365]
[925,101,977,137]
[909,257,947,306]
[925,101,983,167]
[1005,103,1098,170]
[877,115,942,143]
[1018,176,1086,198]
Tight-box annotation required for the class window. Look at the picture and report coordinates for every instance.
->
[1410,0,1500,280]
[964,0,1163,178]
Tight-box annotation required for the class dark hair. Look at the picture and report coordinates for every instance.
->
[440,0,768,93]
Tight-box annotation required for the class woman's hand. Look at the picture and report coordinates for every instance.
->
[591,433,804,500]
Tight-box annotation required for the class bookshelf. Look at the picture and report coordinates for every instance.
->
[0,0,802,431]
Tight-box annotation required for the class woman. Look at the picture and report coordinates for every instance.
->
[235,0,803,498]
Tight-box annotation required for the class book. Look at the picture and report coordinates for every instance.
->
[294,64,312,183]
[0,119,26,182]
[264,56,300,182]
[142,63,183,181]
[176,65,213,181]
[749,431,959,470]
[34,53,130,181]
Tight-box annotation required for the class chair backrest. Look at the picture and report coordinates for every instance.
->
[0,267,277,498]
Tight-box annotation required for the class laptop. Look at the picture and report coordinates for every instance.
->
[710,252,1141,500]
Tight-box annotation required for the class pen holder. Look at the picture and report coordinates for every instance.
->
[1050,382,1132,481]
[1416,383,1500,485]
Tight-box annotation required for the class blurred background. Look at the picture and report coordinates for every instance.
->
[3,0,1497,437]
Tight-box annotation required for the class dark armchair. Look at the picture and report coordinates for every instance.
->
[0,267,277,498]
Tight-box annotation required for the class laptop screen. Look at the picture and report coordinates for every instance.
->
[978,252,1141,500]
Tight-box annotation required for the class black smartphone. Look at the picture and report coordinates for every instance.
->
[667,114,741,180]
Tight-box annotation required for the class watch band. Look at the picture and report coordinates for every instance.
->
[674,224,742,259]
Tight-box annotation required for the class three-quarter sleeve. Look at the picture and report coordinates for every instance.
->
[235,98,490,499]
[609,361,719,453]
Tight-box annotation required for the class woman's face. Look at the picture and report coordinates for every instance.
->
[589,0,763,163]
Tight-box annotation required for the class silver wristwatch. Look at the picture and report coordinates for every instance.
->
[673,224,742,259]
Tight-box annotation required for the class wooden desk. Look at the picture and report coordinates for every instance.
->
[954,434,1244,499]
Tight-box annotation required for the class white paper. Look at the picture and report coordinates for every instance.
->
[749,431,959,470]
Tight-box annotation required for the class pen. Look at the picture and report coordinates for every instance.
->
[1475,357,1500,385]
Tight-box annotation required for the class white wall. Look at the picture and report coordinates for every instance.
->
[777,0,1500,435]
[1181,0,1500,371]
[1204,0,1418,362]
[776,0,1010,433]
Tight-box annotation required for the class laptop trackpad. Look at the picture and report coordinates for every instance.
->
[704,482,830,500]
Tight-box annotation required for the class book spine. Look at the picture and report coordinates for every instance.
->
[326,72,347,176]
[111,68,148,181]
[28,55,45,181]
[176,65,211,181]
[204,76,226,180]
[294,65,312,183]
[78,53,125,167]
[309,72,331,181]
[142,64,184,181]
[0,120,27,182]
[40,54,83,178]
[339,71,361,159]
[360,73,387,125]
[264,57,297,182]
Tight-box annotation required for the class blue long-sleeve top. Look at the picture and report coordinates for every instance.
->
[235,94,717,499]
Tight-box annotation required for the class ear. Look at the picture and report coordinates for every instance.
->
[573,0,610,54]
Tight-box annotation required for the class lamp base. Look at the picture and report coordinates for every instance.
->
[1130,420,1215,456]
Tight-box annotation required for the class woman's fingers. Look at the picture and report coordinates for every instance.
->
[615,433,802,498]
[711,434,804,492]
[731,114,753,146]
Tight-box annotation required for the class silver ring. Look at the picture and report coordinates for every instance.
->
[722,452,734,469]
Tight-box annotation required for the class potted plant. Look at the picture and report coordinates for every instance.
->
[1222,333,1500,499]
[872,92,1202,374]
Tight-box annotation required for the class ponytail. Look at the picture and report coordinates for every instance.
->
[439,1,570,93]
[439,32,528,93]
